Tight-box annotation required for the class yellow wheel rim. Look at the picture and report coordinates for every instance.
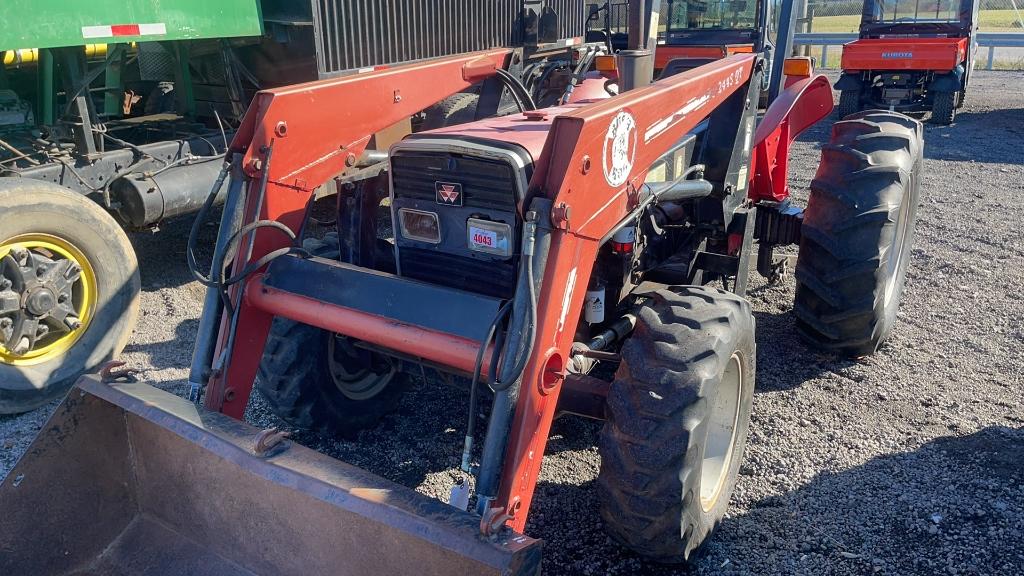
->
[0,234,97,366]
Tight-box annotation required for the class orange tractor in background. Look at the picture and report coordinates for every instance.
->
[2,1,925,573]
[836,0,979,124]
[593,0,785,81]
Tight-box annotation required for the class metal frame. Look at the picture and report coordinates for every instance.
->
[191,44,832,532]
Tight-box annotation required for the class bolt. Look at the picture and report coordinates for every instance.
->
[274,121,288,137]
[12,337,30,355]
[393,90,402,103]
[552,202,572,227]
[64,315,81,330]
[581,155,592,174]
[345,153,357,167]
[250,158,263,172]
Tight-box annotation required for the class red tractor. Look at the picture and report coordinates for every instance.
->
[836,0,979,124]
[2,1,924,573]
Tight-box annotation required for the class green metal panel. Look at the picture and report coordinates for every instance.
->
[0,0,264,51]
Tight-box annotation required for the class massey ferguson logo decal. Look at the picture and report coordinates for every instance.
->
[882,51,913,59]
[603,111,637,187]
[435,182,463,206]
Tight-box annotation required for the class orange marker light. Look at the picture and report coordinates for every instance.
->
[595,55,617,72]
[783,57,814,78]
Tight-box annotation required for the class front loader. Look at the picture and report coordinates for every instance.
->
[1,1,925,573]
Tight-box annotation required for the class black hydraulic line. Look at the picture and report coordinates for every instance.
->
[461,300,513,473]
[187,158,245,402]
[495,68,538,112]
[475,199,552,515]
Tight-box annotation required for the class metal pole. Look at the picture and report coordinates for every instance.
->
[36,49,54,125]
[104,44,124,117]
[768,0,798,103]
[799,0,811,56]
[619,0,657,91]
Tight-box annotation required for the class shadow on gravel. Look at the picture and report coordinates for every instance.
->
[922,108,1024,165]
[709,425,1024,576]
[751,307,857,394]
[531,425,1024,576]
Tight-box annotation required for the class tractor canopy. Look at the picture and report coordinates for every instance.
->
[661,0,761,46]
[858,0,979,38]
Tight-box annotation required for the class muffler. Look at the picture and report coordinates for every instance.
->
[0,376,541,576]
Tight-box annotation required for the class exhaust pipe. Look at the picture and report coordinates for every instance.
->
[0,376,541,576]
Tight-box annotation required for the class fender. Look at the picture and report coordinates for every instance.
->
[929,64,965,92]
[834,72,864,91]
[748,74,834,203]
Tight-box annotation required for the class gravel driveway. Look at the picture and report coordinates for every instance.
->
[3,70,1023,576]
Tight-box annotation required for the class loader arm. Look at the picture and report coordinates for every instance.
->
[205,49,512,416]
[495,54,759,527]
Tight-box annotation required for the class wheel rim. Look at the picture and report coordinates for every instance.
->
[884,188,912,306]
[327,335,395,401]
[700,353,743,513]
[0,234,97,366]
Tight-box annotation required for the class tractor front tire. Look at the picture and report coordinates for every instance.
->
[795,111,923,356]
[422,93,480,130]
[256,234,408,437]
[931,91,957,125]
[0,179,140,414]
[598,286,756,563]
[837,89,861,118]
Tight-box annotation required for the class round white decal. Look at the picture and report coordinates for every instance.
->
[602,111,637,187]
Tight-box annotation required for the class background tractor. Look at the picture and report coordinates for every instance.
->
[835,0,980,124]
[592,0,787,82]
[1,0,924,573]
[0,0,592,413]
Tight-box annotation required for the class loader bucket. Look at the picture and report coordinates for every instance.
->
[0,376,541,576]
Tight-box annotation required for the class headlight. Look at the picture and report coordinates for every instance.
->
[467,218,512,257]
[398,208,441,244]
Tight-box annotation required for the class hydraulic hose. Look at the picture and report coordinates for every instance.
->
[489,215,539,392]
[461,300,513,473]
[495,68,538,112]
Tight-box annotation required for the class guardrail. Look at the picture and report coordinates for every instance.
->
[793,32,1024,70]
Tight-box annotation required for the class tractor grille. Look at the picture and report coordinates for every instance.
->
[390,152,519,212]
[390,145,529,299]
[399,248,516,299]
[311,0,587,77]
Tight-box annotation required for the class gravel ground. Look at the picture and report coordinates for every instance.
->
[3,71,1023,576]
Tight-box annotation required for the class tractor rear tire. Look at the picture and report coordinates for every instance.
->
[837,89,861,118]
[0,180,140,414]
[598,286,756,563]
[422,93,479,130]
[795,111,923,356]
[931,91,957,125]
[256,233,408,437]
